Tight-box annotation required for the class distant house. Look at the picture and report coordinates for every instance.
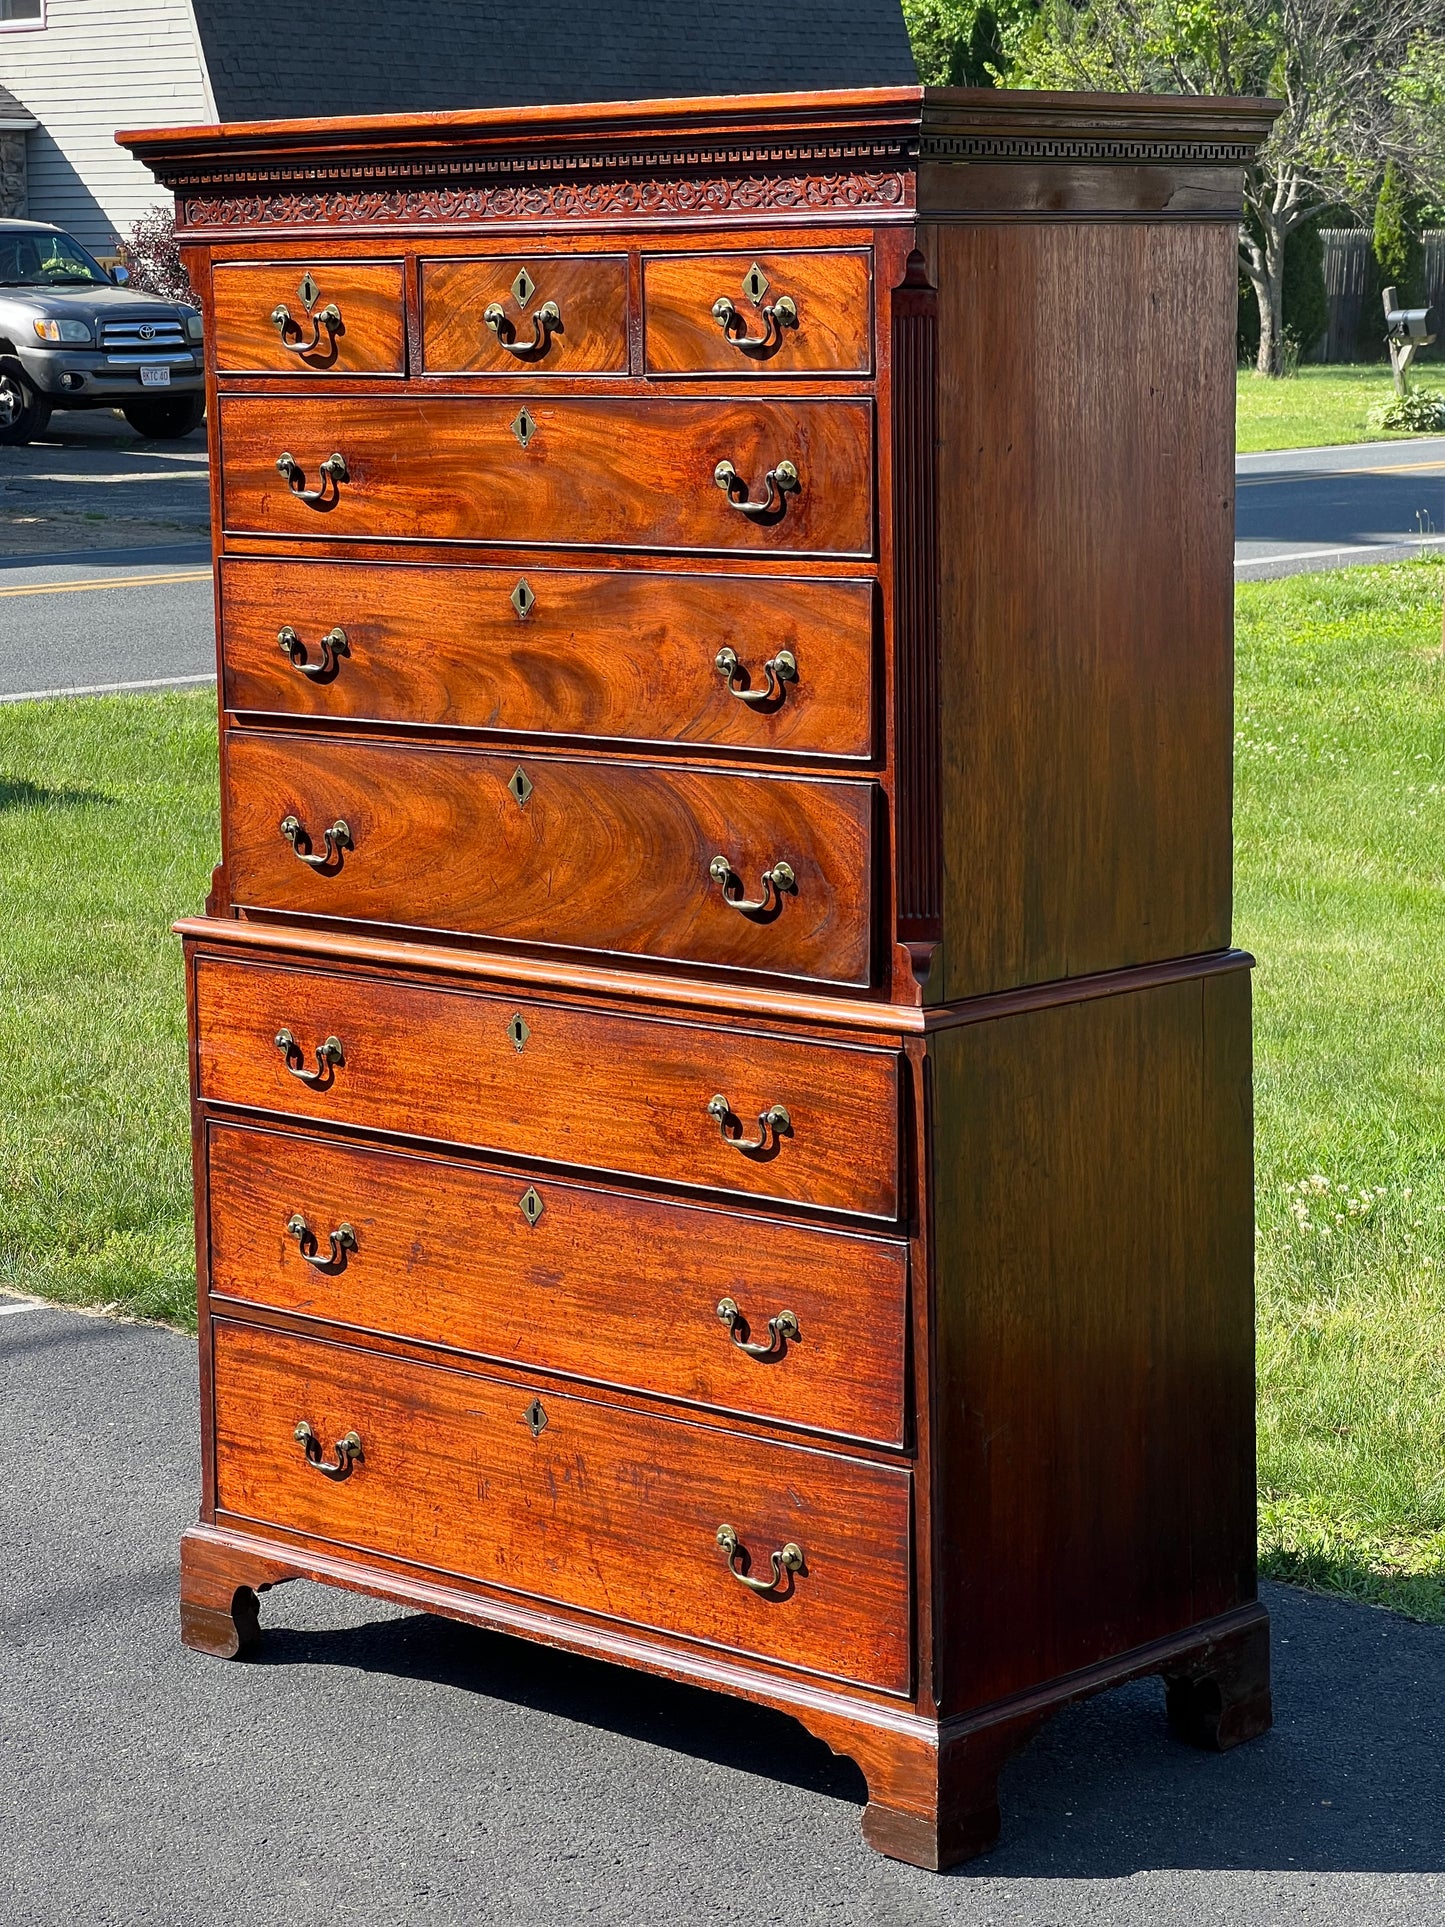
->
[0,0,914,255]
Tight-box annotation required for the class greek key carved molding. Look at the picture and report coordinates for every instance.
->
[179,167,910,230]
[921,134,1256,165]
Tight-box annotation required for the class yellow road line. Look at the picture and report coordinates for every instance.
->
[1238,460,1445,487]
[0,568,211,597]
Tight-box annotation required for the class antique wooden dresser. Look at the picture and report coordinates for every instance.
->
[123,85,1278,1868]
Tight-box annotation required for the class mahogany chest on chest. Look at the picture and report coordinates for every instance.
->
[123,84,1278,1868]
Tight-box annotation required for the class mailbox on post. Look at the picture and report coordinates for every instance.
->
[1384,285,1436,396]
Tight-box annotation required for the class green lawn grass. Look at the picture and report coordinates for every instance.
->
[4,578,1445,1624]
[1236,362,1438,453]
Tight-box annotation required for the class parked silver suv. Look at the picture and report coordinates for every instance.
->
[0,218,204,444]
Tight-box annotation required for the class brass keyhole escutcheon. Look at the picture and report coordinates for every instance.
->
[742,261,770,303]
[507,1013,530,1052]
[511,266,537,307]
[298,270,320,309]
[511,577,535,619]
[511,407,537,448]
[524,1397,548,1438]
[518,1186,544,1226]
[508,766,534,807]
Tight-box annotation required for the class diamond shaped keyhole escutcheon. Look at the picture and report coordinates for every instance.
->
[518,1186,544,1226]
[511,407,537,449]
[511,266,537,308]
[507,766,533,808]
[506,1012,530,1052]
[297,270,320,310]
[511,577,535,619]
[742,261,770,304]
[525,1397,548,1438]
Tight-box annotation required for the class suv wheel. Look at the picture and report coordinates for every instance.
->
[0,359,52,444]
[121,394,206,440]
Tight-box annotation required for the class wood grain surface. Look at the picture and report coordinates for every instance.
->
[194,954,903,1217]
[217,395,873,556]
[644,249,872,374]
[421,254,628,373]
[932,219,1237,997]
[219,557,876,758]
[223,729,877,985]
[210,260,406,374]
[211,1318,912,1690]
[206,1120,909,1445]
[926,968,1258,1714]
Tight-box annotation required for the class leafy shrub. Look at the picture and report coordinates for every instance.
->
[1366,388,1445,431]
[119,204,197,307]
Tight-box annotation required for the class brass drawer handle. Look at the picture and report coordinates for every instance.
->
[709,854,795,917]
[280,814,351,869]
[286,1212,357,1271]
[716,1523,803,1596]
[270,299,341,356]
[274,1029,344,1086]
[483,298,562,358]
[294,1420,363,1480]
[278,624,349,680]
[275,450,348,507]
[711,293,798,356]
[713,458,799,521]
[717,1297,800,1359]
[707,1093,791,1153]
[714,645,796,706]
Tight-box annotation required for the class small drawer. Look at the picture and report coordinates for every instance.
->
[212,1319,912,1692]
[207,1120,909,1446]
[217,396,873,557]
[193,954,901,1219]
[421,255,627,374]
[644,250,872,376]
[220,557,875,760]
[210,261,406,375]
[223,730,876,986]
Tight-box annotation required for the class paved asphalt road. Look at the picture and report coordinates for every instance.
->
[2,1298,1442,1927]
[1236,437,1445,578]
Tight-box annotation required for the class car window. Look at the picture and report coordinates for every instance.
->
[0,230,109,287]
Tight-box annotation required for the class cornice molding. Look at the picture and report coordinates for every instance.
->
[920,132,1257,165]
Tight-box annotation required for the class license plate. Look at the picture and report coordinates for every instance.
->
[139,365,171,387]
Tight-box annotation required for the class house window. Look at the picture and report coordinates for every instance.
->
[0,0,43,22]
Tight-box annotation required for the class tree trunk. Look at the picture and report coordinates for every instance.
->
[1253,212,1287,377]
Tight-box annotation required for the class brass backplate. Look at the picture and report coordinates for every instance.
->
[506,1012,530,1051]
[518,1186,544,1226]
[510,577,535,619]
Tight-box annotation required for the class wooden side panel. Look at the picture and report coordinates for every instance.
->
[217,396,874,557]
[218,559,877,760]
[212,1319,912,1692]
[206,1120,910,1446]
[926,968,1257,1714]
[933,221,1237,998]
[223,731,876,986]
[420,255,629,374]
[211,261,406,375]
[643,249,872,374]
[193,954,903,1219]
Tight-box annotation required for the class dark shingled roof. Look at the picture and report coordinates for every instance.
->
[190,0,917,122]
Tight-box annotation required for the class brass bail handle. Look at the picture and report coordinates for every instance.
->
[280,814,352,869]
[714,645,797,706]
[716,1297,800,1359]
[713,458,799,520]
[278,625,349,680]
[708,854,795,917]
[707,1093,791,1154]
[294,1420,363,1480]
[715,1524,804,1596]
[270,299,342,356]
[274,1029,344,1087]
[286,1213,358,1271]
[275,450,349,506]
[484,298,562,358]
[711,292,798,355]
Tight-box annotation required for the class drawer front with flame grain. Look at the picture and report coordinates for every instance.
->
[211,261,407,375]
[644,249,873,375]
[420,254,628,373]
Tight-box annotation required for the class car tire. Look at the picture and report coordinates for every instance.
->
[121,394,206,440]
[0,359,53,444]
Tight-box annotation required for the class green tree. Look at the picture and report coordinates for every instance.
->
[903,0,1038,86]
[1373,160,1425,306]
[1000,0,1445,376]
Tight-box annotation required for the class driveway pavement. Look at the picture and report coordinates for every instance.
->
[2,1296,1441,1927]
[1235,437,1445,579]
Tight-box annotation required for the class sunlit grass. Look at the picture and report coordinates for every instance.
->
[1236,362,1430,453]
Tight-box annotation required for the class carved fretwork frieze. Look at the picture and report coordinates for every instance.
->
[921,133,1257,165]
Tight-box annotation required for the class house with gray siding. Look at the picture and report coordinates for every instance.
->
[0,0,913,254]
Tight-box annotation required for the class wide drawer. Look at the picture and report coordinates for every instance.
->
[207,1120,909,1446]
[421,255,628,374]
[644,250,872,376]
[224,730,875,986]
[193,956,902,1219]
[213,1320,912,1692]
[211,261,406,375]
[218,396,873,556]
[220,558,875,760]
